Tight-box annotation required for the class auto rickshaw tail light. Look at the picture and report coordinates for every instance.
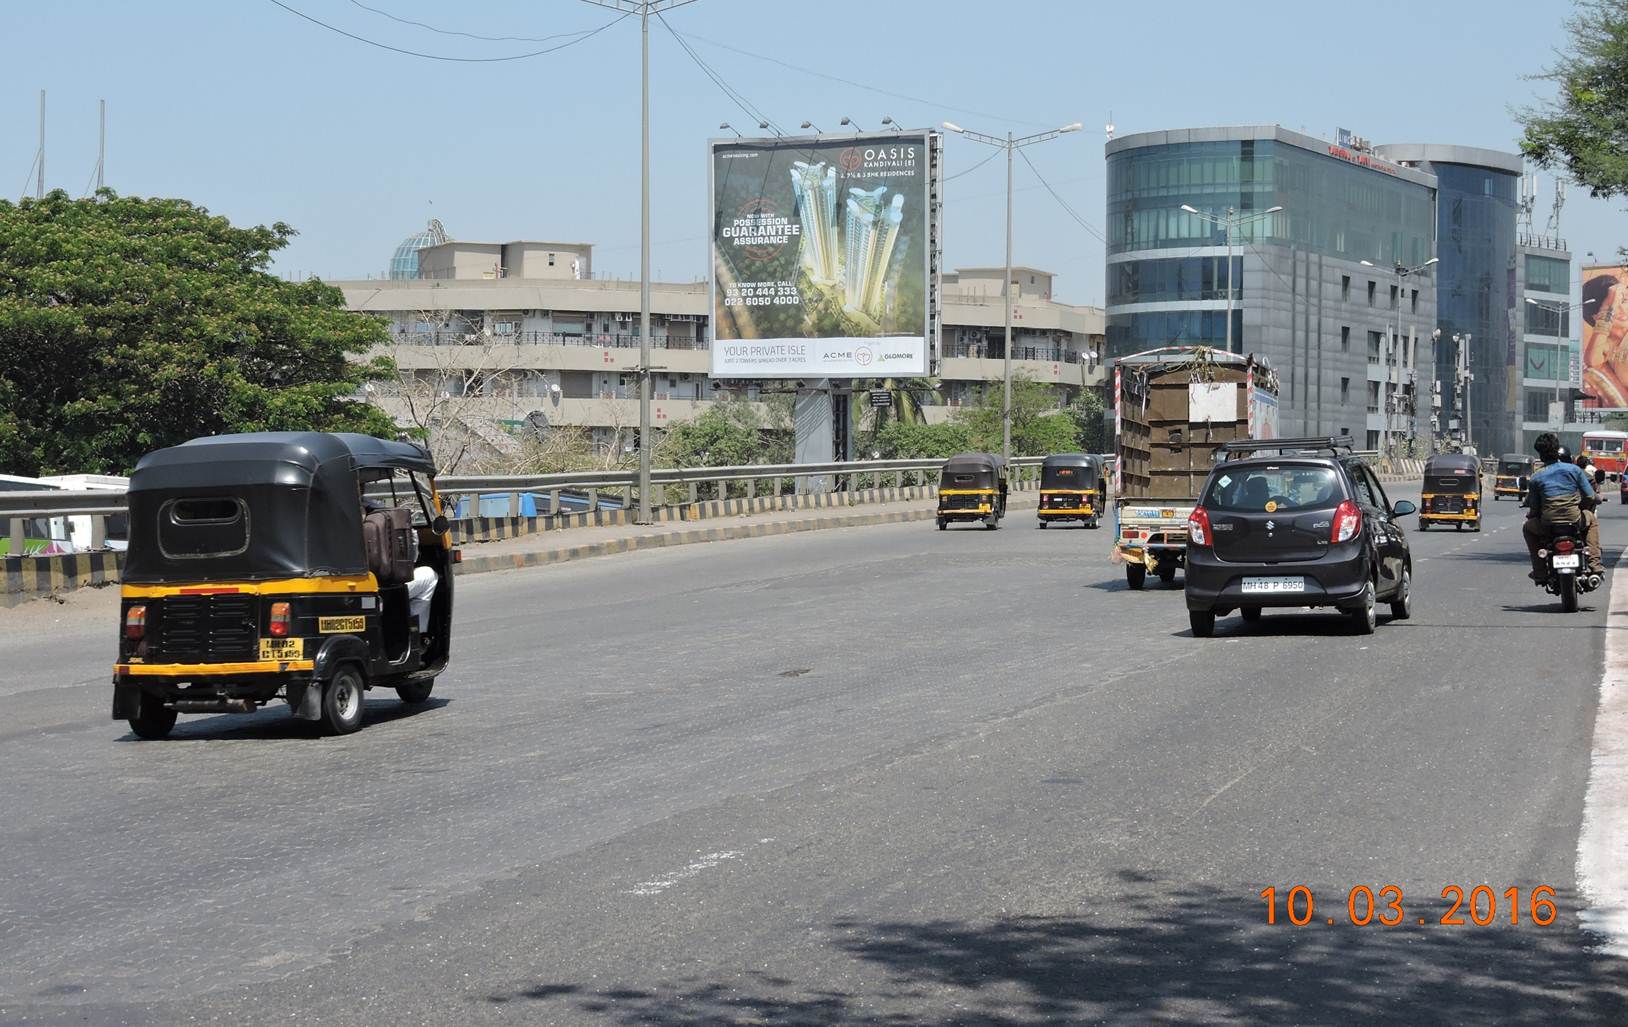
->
[268,602,292,637]
[124,605,146,640]
[1331,500,1362,543]
[1186,507,1211,546]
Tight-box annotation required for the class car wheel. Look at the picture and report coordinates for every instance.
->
[1389,568,1412,620]
[1189,610,1215,637]
[320,665,367,736]
[1348,580,1377,635]
[1240,606,1262,623]
[396,679,434,704]
[1126,565,1146,590]
[127,697,177,740]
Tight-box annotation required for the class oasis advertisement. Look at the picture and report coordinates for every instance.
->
[709,133,932,378]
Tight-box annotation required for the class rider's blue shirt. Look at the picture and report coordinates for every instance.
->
[1527,460,1595,506]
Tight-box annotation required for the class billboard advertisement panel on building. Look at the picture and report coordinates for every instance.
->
[709,132,937,378]
[1582,265,1628,410]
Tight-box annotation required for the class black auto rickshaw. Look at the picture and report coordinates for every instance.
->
[1419,452,1482,531]
[936,452,1008,530]
[112,432,456,738]
[1037,452,1104,528]
[1493,453,1534,502]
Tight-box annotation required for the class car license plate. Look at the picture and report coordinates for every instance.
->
[1553,554,1581,570]
[1242,576,1306,594]
[259,637,307,661]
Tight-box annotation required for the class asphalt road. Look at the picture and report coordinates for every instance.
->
[4,488,1628,1025]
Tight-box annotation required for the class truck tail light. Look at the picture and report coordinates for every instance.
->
[268,601,292,638]
[124,605,146,640]
[1187,507,1212,546]
[1331,500,1362,544]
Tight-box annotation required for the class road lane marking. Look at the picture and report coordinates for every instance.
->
[1578,548,1628,954]
[628,850,745,896]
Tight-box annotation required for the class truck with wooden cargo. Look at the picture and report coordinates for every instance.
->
[1111,347,1279,589]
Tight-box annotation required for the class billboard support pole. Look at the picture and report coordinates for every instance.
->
[637,6,653,523]
[1003,130,1014,466]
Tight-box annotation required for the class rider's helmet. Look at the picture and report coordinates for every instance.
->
[1556,446,1573,463]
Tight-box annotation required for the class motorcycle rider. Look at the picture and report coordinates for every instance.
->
[1524,432,1604,579]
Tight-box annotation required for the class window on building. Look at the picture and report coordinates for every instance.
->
[1389,284,1399,310]
[1341,326,1351,351]
[1367,380,1381,412]
[1341,275,1351,301]
[1525,254,1571,294]
[1525,390,1552,419]
[1340,377,1351,402]
[1367,331,1383,363]
[548,252,556,266]
[1366,430,1380,450]
[1410,288,1419,314]
[1368,280,1377,306]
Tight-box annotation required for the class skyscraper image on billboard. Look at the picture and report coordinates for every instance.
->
[710,133,934,378]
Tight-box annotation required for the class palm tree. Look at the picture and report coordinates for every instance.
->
[852,376,939,455]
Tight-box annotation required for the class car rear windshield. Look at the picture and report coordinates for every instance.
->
[1202,465,1343,512]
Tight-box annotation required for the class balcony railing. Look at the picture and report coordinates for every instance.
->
[942,340,1088,364]
[389,330,709,350]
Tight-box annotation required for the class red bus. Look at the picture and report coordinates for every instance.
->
[1582,430,1628,479]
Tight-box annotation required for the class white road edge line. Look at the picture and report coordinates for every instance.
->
[1578,546,1628,954]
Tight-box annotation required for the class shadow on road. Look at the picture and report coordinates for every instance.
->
[115,696,452,743]
[487,879,1628,1025]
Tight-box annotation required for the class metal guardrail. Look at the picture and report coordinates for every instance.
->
[0,457,1050,552]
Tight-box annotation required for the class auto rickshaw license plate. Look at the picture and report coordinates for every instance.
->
[258,637,307,661]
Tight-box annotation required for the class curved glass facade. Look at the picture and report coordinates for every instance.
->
[1107,140,1433,266]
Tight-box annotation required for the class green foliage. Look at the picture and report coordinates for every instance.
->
[1067,386,1110,453]
[873,420,973,459]
[0,190,396,476]
[1519,1,1628,198]
[657,399,793,469]
[952,372,1075,455]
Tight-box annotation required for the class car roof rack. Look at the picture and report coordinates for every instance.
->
[1217,435,1354,461]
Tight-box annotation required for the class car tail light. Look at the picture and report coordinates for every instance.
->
[268,601,292,638]
[1556,539,1576,554]
[1187,507,1212,546]
[124,605,146,640]
[1331,500,1362,544]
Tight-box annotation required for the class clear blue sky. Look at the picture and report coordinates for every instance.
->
[5,0,1620,305]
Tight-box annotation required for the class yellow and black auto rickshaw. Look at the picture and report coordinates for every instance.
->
[1037,452,1104,529]
[1419,452,1482,532]
[112,432,456,738]
[1493,453,1534,502]
[936,452,1008,530]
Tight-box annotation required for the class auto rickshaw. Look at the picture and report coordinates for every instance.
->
[1037,453,1104,528]
[936,452,1007,530]
[1493,453,1534,502]
[1418,452,1482,531]
[112,432,456,738]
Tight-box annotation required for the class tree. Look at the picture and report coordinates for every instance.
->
[0,190,396,476]
[873,420,973,459]
[375,318,524,474]
[953,372,1070,454]
[657,399,793,469]
[1067,386,1110,453]
[1519,1,1628,197]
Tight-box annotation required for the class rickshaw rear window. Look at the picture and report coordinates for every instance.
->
[158,497,249,559]
[952,474,979,485]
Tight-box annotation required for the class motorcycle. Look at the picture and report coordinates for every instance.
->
[1535,524,1602,612]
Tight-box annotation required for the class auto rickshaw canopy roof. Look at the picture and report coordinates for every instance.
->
[940,452,1005,488]
[1498,453,1532,472]
[1040,452,1101,488]
[122,432,435,584]
[1424,453,1480,476]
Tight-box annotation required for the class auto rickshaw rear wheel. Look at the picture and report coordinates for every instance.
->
[128,698,177,740]
[1037,519,1048,529]
[320,665,367,735]
[396,680,434,704]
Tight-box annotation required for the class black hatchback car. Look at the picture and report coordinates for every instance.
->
[1183,436,1416,637]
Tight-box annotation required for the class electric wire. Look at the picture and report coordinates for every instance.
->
[19,150,39,200]
[1017,148,1107,243]
[945,147,1001,181]
[345,0,599,44]
[675,29,1059,130]
[266,0,629,62]
[656,12,784,135]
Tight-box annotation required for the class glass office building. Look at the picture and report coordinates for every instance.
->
[1106,127,1440,445]
[1374,145,1523,457]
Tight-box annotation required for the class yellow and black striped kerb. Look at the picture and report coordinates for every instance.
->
[3,551,123,603]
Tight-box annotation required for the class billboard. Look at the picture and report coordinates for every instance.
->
[1582,265,1628,410]
[709,132,939,378]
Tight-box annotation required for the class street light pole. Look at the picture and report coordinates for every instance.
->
[582,0,698,522]
[943,119,1083,465]
[1179,204,1283,356]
